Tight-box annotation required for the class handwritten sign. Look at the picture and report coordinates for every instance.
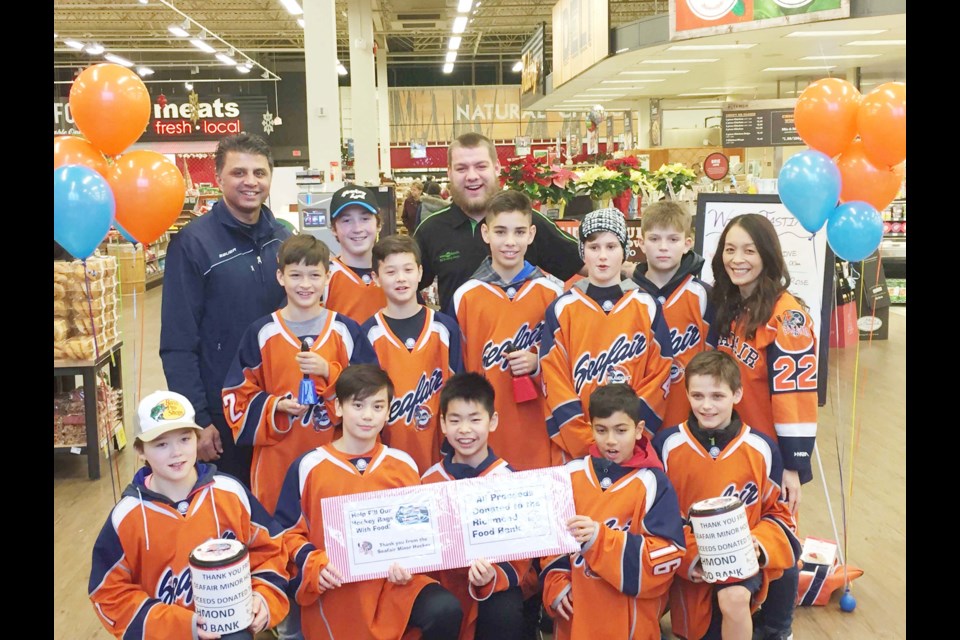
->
[321,467,578,582]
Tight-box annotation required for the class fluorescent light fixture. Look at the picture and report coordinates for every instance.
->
[678,92,725,97]
[64,39,84,50]
[512,60,523,72]
[668,43,756,51]
[336,63,348,75]
[136,66,154,76]
[562,98,610,102]
[762,65,835,71]
[85,43,105,55]
[237,62,252,73]
[104,53,134,67]
[279,0,304,16]
[845,40,906,46]
[641,58,718,64]
[297,18,305,28]
[452,16,468,33]
[168,25,189,37]
[620,70,688,75]
[601,79,664,84]
[574,93,624,98]
[190,38,216,53]
[443,62,454,73]
[446,51,457,63]
[138,0,148,4]
[801,54,879,60]
[216,53,236,65]
[457,0,472,11]
[786,29,886,37]
[185,82,193,90]
[449,36,462,50]
[700,86,756,91]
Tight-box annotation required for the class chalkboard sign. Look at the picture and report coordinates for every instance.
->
[694,194,831,405]
[722,108,801,148]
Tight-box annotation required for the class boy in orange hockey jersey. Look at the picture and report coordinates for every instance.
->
[451,189,564,470]
[274,364,463,640]
[541,383,685,640]
[421,372,528,640]
[222,234,377,515]
[631,201,715,430]
[89,390,290,640]
[651,351,801,640]
[323,184,388,324]
[540,208,674,461]
[361,234,463,473]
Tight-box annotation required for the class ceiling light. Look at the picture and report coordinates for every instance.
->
[446,51,457,63]
[801,54,880,60]
[668,43,756,51]
[85,43,105,55]
[448,37,462,51]
[136,66,154,77]
[237,62,252,73]
[190,38,216,53]
[297,18,305,28]
[216,53,236,65]
[138,0,148,4]
[601,79,665,83]
[762,65,836,71]
[786,29,886,37]
[452,16,468,33]
[104,53,134,67]
[641,58,718,64]
[701,86,756,91]
[168,25,189,37]
[845,40,906,46]
[457,0,472,11]
[512,60,523,72]
[678,92,725,97]
[443,62,454,74]
[279,0,304,16]
[620,70,689,75]
[336,63,348,75]
[63,39,84,50]
[574,93,624,98]
[185,82,193,90]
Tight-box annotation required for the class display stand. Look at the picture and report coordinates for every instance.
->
[53,340,123,480]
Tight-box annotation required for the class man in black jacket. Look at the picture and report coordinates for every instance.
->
[159,133,291,486]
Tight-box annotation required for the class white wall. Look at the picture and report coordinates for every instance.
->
[662,109,721,129]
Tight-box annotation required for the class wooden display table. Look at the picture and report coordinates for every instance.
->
[53,340,123,480]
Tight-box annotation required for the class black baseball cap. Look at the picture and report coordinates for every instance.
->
[330,184,381,220]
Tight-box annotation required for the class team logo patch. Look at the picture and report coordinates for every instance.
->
[342,188,368,200]
[309,405,332,431]
[357,540,373,555]
[414,405,433,430]
[605,365,632,385]
[670,363,685,384]
[782,310,809,337]
[150,399,186,422]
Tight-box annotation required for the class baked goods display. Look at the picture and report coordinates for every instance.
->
[53,256,120,361]
[53,373,123,447]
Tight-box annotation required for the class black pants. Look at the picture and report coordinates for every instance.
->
[476,588,525,640]
[753,565,799,639]
[408,583,463,640]
[210,413,252,487]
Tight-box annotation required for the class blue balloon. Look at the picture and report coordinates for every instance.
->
[826,201,883,263]
[778,150,841,233]
[114,222,140,245]
[54,165,115,260]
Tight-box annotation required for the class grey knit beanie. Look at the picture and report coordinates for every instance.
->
[579,207,628,259]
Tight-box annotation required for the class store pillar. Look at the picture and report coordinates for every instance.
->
[377,36,392,177]
[303,0,342,183]
[348,0,379,184]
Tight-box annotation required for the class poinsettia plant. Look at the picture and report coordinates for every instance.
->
[651,163,697,200]
[500,155,579,204]
[574,165,634,201]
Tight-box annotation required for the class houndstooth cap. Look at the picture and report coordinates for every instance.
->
[579,207,628,259]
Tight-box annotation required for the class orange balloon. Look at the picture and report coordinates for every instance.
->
[109,151,186,245]
[53,135,109,179]
[836,141,903,211]
[69,64,151,156]
[794,78,862,158]
[857,81,906,169]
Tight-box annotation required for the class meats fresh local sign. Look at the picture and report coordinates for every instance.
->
[54,95,268,141]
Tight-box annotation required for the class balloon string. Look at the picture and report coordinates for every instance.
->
[853,247,885,456]
[847,260,867,499]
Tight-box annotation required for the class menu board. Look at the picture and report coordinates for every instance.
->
[694,194,831,405]
[722,108,800,148]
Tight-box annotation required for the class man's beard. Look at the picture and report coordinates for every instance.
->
[451,182,493,218]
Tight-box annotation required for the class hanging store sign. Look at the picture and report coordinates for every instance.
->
[669,0,849,41]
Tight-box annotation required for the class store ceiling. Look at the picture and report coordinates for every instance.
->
[53,1,905,105]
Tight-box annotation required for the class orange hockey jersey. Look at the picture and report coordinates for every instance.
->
[540,449,686,640]
[273,443,438,640]
[452,274,564,470]
[222,309,377,513]
[361,307,464,474]
[323,256,387,324]
[421,450,532,640]
[652,420,802,640]
[540,280,674,460]
[632,252,715,430]
[712,292,818,484]
[89,464,290,639]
